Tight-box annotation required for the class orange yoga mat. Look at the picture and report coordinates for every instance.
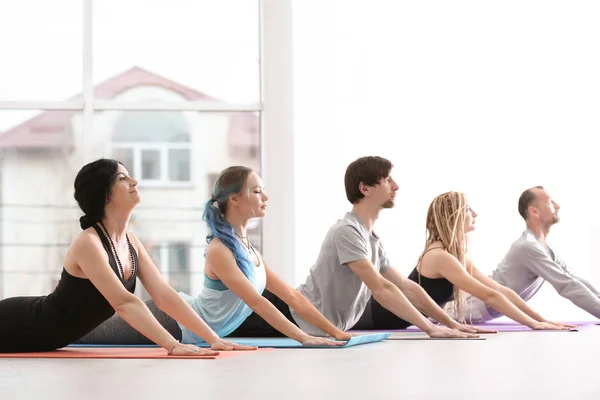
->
[0,347,274,360]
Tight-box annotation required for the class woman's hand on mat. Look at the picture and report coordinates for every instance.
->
[530,321,571,331]
[332,331,356,341]
[170,343,220,357]
[300,335,346,346]
[544,320,577,329]
[209,339,258,351]
[449,322,498,334]
[428,326,479,339]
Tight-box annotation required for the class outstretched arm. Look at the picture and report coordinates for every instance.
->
[555,254,600,298]
[522,245,600,319]
[573,275,600,298]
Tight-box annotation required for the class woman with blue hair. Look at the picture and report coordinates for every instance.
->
[78,166,349,346]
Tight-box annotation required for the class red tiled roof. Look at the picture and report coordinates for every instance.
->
[0,110,75,150]
[0,66,235,149]
[93,66,218,102]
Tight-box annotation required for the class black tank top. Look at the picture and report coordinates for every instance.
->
[407,246,454,305]
[407,268,454,305]
[0,224,137,352]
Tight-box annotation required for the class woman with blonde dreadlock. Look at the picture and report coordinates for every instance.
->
[365,191,572,331]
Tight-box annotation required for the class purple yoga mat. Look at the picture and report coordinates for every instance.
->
[365,321,599,333]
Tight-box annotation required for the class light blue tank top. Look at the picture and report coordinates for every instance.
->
[177,249,267,344]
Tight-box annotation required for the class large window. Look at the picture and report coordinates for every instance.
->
[0,0,262,299]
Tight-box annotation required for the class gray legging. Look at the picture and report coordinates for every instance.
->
[74,300,182,344]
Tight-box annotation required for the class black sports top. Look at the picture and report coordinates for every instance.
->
[407,246,454,305]
[407,267,454,305]
[0,224,137,352]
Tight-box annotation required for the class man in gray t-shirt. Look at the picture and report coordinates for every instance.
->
[460,186,600,322]
[292,156,484,338]
[292,211,392,334]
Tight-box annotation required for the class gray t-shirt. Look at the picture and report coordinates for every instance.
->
[463,229,600,322]
[291,212,392,336]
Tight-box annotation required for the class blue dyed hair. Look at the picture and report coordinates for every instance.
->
[203,166,255,279]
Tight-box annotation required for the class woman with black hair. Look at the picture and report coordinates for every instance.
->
[0,159,252,354]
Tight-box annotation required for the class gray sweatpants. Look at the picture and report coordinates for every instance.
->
[74,300,182,344]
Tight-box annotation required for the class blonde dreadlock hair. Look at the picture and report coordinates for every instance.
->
[418,191,472,322]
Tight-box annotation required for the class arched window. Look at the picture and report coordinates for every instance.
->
[111,111,191,184]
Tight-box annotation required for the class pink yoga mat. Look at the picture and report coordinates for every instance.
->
[0,347,274,359]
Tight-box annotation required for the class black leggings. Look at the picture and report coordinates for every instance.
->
[228,289,298,337]
[74,300,182,344]
[359,297,412,330]
[75,290,297,343]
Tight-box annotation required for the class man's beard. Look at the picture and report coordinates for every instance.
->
[382,198,395,209]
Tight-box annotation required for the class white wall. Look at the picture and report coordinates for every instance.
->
[291,1,600,320]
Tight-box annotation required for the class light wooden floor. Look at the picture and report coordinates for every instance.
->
[2,327,599,399]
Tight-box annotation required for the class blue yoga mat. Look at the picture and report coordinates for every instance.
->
[69,333,389,349]
[197,333,390,348]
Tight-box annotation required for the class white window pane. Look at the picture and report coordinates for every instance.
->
[112,148,135,176]
[141,150,161,180]
[112,111,190,143]
[136,244,162,302]
[168,244,190,294]
[169,149,190,182]
[147,245,162,267]
[94,0,260,103]
[0,110,81,298]
[0,1,81,101]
